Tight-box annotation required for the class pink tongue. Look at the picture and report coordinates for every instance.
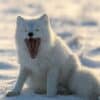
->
[24,38,41,58]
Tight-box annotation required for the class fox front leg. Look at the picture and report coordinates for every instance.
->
[47,67,60,97]
[6,68,29,97]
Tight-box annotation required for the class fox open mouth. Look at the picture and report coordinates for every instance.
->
[24,37,41,59]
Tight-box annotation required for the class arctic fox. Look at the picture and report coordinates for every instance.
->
[6,14,100,100]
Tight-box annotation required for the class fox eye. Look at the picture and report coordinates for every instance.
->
[35,28,40,32]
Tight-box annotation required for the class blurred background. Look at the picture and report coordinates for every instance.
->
[0,0,100,64]
[0,0,100,96]
[0,0,100,65]
[0,0,100,63]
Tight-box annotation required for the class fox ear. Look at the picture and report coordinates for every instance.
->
[17,16,24,25]
[40,14,48,23]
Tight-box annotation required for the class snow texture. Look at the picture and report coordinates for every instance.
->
[0,0,100,100]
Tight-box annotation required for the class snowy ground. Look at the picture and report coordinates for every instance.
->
[0,0,100,100]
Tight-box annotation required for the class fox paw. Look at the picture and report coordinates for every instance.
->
[6,91,20,97]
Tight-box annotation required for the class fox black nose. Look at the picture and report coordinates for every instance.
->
[28,32,34,37]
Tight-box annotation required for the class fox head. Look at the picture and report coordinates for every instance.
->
[15,14,56,58]
[16,14,51,40]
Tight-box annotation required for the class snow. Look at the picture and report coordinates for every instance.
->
[0,0,100,100]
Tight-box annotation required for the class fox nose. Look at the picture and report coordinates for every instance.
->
[28,32,34,37]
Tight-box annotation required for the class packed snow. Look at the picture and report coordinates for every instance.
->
[0,0,100,100]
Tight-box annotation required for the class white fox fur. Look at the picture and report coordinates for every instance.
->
[6,14,100,100]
